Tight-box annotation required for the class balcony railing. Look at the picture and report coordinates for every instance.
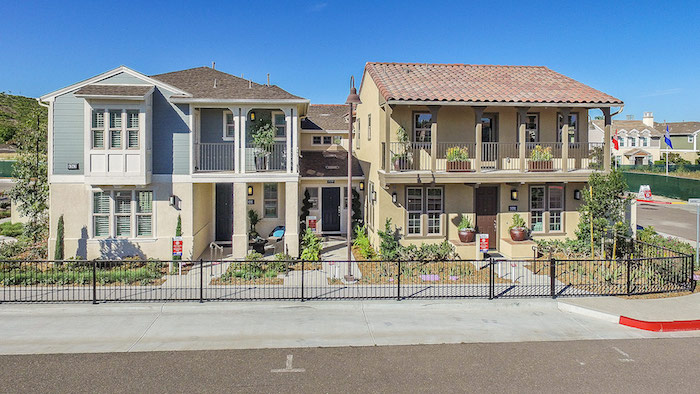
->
[245,141,287,172]
[196,142,235,172]
[386,141,606,173]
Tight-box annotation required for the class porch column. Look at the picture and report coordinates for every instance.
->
[602,107,612,171]
[284,108,292,173]
[284,180,300,257]
[516,107,529,173]
[229,107,240,173]
[472,106,485,173]
[292,109,299,173]
[560,107,571,172]
[382,104,393,171]
[428,105,440,172]
[232,182,248,258]
[239,107,248,174]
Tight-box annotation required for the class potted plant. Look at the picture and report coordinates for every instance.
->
[392,126,412,171]
[251,120,276,170]
[528,145,554,172]
[509,213,528,241]
[457,214,476,243]
[446,146,472,172]
[392,152,411,171]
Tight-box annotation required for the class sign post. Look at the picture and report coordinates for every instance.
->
[689,198,700,271]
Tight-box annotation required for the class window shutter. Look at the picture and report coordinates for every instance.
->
[128,130,139,148]
[93,130,104,148]
[111,130,122,148]
[127,111,139,128]
[92,110,104,128]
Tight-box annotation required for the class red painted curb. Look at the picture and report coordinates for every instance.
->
[619,316,700,332]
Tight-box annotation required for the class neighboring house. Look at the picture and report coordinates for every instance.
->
[654,119,700,162]
[40,66,362,260]
[353,62,622,258]
[590,112,662,166]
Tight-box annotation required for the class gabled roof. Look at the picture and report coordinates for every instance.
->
[654,121,700,135]
[301,104,349,132]
[150,67,306,102]
[40,65,189,101]
[624,148,652,157]
[74,84,154,99]
[364,62,623,106]
[299,149,364,178]
[591,119,662,136]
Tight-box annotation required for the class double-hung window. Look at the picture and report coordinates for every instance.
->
[406,188,423,235]
[414,113,432,142]
[557,113,578,143]
[92,109,105,149]
[629,137,636,147]
[92,191,110,237]
[109,110,122,149]
[223,111,235,140]
[530,185,565,234]
[426,188,443,235]
[619,137,626,147]
[530,186,545,232]
[114,191,132,236]
[264,183,278,218]
[136,191,153,237]
[548,186,564,232]
[367,114,372,140]
[274,113,286,138]
[127,110,139,148]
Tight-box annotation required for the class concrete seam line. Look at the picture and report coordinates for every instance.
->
[557,302,621,324]
[360,302,377,346]
[127,302,165,352]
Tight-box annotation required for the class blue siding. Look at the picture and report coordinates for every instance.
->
[200,108,226,143]
[152,88,190,174]
[53,92,84,175]
[99,72,149,85]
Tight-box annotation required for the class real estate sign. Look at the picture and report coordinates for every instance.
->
[172,237,183,257]
[478,234,489,253]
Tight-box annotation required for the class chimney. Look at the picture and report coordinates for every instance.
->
[212,61,215,70]
[643,112,654,127]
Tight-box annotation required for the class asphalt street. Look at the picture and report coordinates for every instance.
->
[637,201,698,242]
[1,338,698,393]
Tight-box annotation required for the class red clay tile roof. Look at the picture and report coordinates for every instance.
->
[364,63,623,105]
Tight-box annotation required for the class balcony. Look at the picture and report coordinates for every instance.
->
[244,141,287,172]
[195,142,235,172]
[384,141,604,174]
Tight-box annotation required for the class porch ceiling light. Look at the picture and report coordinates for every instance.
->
[510,189,518,201]
[247,185,254,196]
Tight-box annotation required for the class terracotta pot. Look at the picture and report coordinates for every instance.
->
[458,229,476,243]
[509,227,527,242]
[528,160,553,172]
[447,161,472,172]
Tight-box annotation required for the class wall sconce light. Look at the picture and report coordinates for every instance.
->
[169,195,180,210]
[574,189,582,200]
[510,189,518,201]
[359,181,365,191]
[392,192,398,204]
[371,190,377,202]
[247,185,254,196]
[249,111,256,121]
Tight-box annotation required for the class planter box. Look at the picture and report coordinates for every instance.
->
[528,160,554,172]
[447,161,473,172]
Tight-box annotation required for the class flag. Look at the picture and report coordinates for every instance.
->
[612,129,619,150]
[664,125,674,149]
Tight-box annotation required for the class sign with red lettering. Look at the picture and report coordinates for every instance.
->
[172,236,183,257]
[478,234,489,253]
[307,216,317,232]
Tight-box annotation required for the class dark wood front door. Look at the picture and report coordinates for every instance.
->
[215,183,233,241]
[321,187,341,232]
[475,186,498,247]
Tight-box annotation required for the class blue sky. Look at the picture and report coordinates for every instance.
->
[1,0,698,121]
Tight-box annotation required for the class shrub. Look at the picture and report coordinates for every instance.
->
[248,209,260,239]
[530,145,553,161]
[458,215,474,231]
[396,241,457,261]
[509,213,527,230]
[300,228,322,261]
[377,219,400,261]
[352,225,376,259]
[0,221,23,237]
[54,215,64,260]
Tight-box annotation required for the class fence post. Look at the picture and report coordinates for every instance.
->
[626,258,632,295]
[301,260,305,302]
[488,257,494,300]
[397,260,401,301]
[199,259,204,303]
[549,257,556,299]
[92,260,97,305]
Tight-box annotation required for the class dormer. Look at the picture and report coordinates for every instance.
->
[76,84,154,185]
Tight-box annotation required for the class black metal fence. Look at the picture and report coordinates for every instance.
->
[0,242,695,303]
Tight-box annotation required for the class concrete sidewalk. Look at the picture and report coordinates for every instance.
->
[2,299,699,355]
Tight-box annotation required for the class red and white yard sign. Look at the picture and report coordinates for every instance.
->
[172,237,183,257]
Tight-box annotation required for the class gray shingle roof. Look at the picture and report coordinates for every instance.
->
[654,121,700,135]
[301,104,349,131]
[299,150,364,178]
[150,67,304,101]
[74,84,153,97]
[592,119,662,136]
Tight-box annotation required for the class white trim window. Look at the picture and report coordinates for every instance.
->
[91,109,105,149]
[109,110,123,149]
[413,112,432,143]
[639,136,648,147]
[355,118,361,149]
[406,187,423,235]
[557,113,579,143]
[91,190,154,238]
[619,136,626,147]
[264,183,278,218]
[312,135,333,145]
[223,111,235,141]
[426,187,443,235]
[127,110,139,149]
[273,113,286,139]
[548,185,564,232]
[136,191,153,237]
[114,191,132,237]
[367,114,372,141]
[530,186,545,232]
[92,191,110,237]
[688,135,694,143]
[629,137,636,147]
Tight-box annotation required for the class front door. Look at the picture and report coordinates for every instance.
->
[215,183,233,241]
[475,186,498,247]
[321,187,341,232]
[634,157,644,166]
[481,115,499,164]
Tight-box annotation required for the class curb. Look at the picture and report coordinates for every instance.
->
[558,302,700,332]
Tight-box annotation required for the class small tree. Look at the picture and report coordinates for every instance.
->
[377,218,401,261]
[300,189,312,231]
[54,215,64,261]
[351,188,363,233]
[173,214,182,261]
[248,209,260,239]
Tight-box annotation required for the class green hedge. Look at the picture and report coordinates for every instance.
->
[623,172,700,200]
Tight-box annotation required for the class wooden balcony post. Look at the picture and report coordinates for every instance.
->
[602,107,612,171]
[517,107,529,173]
[472,106,485,173]
[382,104,393,172]
[428,106,440,172]
[560,107,571,172]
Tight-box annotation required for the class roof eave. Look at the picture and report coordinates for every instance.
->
[385,99,623,108]
[169,97,310,105]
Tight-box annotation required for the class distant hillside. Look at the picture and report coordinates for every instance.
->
[0,93,47,144]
